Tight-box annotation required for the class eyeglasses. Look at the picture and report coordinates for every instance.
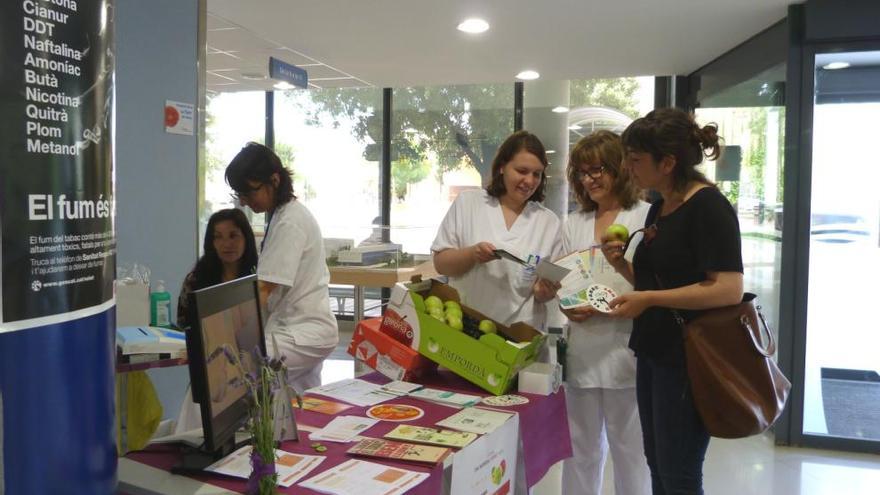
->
[576,165,605,181]
[230,182,266,202]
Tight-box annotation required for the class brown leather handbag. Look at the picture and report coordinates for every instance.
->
[668,292,792,439]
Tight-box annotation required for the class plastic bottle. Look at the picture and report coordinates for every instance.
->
[150,280,172,327]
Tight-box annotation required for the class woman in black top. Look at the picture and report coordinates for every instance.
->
[601,108,744,495]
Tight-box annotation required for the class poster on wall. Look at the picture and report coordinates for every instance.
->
[0,0,115,330]
[164,100,194,135]
[450,414,518,495]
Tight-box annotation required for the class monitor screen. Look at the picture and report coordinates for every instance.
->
[187,274,266,455]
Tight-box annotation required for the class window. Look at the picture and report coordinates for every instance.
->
[389,84,515,254]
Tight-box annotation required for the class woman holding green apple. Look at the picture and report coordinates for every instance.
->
[602,108,744,495]
[560,130,651,495]
[431,131,562,332]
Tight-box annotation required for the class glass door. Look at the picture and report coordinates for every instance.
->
[802,49,880,441]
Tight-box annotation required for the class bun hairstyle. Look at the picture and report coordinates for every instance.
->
[567,130,641,212]
[621,108,721,192]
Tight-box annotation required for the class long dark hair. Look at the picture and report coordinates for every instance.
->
[485,130,548,203]
[621,108,721,192]
[225,142,296,207]
[191,209,258,290]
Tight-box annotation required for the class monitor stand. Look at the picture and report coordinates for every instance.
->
[170,434,251,475]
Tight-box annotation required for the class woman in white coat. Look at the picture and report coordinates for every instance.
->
[432,130,562,332]
[560,131,651,495]
[225,142,339,393]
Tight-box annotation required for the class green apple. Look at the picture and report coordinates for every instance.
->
[478,319,497,334]
[444,300,461,311]
[444,306,463,319]
[429,307,445,321]
[604,223,629,242]
[424,295,443,311]
[446,314,464,331]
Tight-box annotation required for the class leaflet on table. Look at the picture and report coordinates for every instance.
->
[554,248,600,309]
[300,396,354,415]
[308,415,379,443]
[409,387,481,408]
[379,380,423,396]
[384,425,478,448]
[346,438,451,465]
[435,407,515,435]
[298,459,429,495]
[306,378,394,407]
[205,445,325,488]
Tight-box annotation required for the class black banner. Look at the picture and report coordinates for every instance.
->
[1,0,115,325]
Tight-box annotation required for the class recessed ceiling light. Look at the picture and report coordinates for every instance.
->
[822,61,850,70]
[457,18,489,34]
[516,70,540,80]
[241,72,266,81]
[551,106,569,113]
[546,150,556,154]
[273,81,294,90]
[568,125,581,130]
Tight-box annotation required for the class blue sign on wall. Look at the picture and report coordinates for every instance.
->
[269,57,308,89]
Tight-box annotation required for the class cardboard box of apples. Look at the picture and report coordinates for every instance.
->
[386,277,545,395]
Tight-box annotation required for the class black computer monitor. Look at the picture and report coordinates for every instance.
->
[174,274,266,472]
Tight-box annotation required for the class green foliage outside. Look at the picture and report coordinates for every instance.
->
[290,78,641,195]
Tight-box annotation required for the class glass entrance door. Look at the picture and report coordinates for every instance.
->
[802,49,880,441]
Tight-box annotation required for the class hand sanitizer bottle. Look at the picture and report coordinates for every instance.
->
[150,280,172,327]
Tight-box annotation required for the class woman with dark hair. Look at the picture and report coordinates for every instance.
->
[432,130,562,331]
[560,131,650,495]
[176,208,258,330]
[602,108,744,494]
[225,142,338,393]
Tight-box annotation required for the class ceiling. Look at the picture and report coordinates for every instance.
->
[205,0,792,93]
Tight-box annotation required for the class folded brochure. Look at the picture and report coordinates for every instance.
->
[346,438,451,464]
[384,425,477,448]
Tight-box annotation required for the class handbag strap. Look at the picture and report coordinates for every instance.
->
[653,273,776,356]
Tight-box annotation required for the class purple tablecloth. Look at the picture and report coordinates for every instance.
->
[127,370,572,494]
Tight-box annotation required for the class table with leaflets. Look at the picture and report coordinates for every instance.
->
[120,370,572,494]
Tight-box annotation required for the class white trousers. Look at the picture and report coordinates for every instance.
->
[270,335,336,395]
[562,386,650,495]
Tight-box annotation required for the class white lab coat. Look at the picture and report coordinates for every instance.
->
[431,190,562,331]
[259,200,338,391]
[560,201,651,495]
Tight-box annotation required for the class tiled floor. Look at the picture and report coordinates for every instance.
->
[325,325,880,495]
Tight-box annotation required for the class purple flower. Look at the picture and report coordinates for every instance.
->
[246,449,277,495]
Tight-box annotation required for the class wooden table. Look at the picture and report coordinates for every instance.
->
[328,260,437,322]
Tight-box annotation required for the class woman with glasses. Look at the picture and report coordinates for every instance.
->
[176,208,258,331]
[224,142,339,393]
[560,130,651,495]
[432,130,562,332]
[602,108,744,494]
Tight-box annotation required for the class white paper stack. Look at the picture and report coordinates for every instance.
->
[308,416,379,443]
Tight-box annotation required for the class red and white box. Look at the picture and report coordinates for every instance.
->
[347,316,437,381]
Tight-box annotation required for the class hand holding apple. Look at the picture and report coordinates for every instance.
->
[604,223,630,243]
